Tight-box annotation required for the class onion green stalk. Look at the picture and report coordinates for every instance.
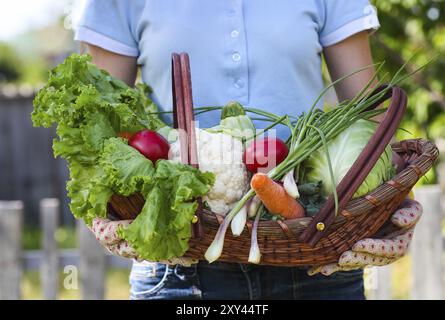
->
[307,125,338,214]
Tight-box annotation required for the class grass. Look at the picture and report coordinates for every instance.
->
[21,226,133,299]
[21,268,131,300]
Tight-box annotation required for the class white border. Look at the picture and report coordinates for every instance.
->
[320,15,380,47]
[74,26,139,57]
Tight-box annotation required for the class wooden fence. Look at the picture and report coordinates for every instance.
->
[0,186,444,300]
[0,198,131,300]
[0,93,72,225]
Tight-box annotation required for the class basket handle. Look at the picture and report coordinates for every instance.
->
[171,52,203,239]
[300,85,407,246]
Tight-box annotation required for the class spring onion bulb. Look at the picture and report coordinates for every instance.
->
[231,204,247,236]
[204,218,230,263]
[248,196,261,218]
[248,208,262,264]
[283,169,299,198]
[204,189,255,263]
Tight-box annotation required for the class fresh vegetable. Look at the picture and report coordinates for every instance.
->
[205,64,394,263]
[243,137,289,173]
[32,54,215,260]
[283,168,299,198]
[248,207,262,264]
[129,129,170,163]
[118,158,214,261]
[170,128,250,215]
[298,181,325,217]
[32,53,166,221]
[230,204,247,236]
[248,196,261,218]
[208,101,255,144]
[250,173,305,219]
[304,119,394,198]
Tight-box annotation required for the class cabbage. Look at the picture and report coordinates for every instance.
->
[304,119,394,199]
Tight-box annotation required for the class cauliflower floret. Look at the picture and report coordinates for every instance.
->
[169,129,249,215]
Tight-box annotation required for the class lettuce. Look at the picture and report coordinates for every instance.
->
[100,138,155,196]
[32,54,214,260]
[120,160,214,261]
[32,54,166,165]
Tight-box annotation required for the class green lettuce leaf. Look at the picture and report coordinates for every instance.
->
[120,160,215,261]
[32,53,166,165]
[99,137,154,196]
[66,161,111,223]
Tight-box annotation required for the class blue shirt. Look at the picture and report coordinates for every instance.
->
[75,0,379,139]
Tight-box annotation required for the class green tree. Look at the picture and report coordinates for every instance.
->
[372,0,445,183]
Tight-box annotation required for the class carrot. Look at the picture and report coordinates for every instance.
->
[250,173,305,219]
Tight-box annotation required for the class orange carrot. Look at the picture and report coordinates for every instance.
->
[251,173,305,219]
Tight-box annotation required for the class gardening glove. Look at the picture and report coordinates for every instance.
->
[89,217,198,266]
[308,199,422,276]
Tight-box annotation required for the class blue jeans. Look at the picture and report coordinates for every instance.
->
[129,260,365,300]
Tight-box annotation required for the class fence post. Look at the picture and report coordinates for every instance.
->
[76,220,106,300]
[40,198,59,300]
[412,185,444,300]
[0,201,23,300]
[366,265,392,300]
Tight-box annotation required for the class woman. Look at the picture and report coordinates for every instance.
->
[76,0,421,300]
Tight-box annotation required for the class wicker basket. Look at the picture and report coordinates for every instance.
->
[107,53,439,266]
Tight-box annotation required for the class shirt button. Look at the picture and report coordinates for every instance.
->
[234,78,244,88]
[231,30,239,38]
[232,52,241,62]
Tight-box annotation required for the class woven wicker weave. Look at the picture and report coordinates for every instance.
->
[107,52,439,266]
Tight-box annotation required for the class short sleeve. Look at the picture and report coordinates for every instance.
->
[318,0,380,47]
[74,0,145,57]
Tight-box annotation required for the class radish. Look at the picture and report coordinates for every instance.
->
[129,129,170,163]
[243,137,288,173]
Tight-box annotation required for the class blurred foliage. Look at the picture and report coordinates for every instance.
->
[22,226,76,250]
[372,0,445,184]
[0,42,22,82]
[0,41,49,86]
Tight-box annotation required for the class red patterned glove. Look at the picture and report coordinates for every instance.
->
[89,217,198,266]
[308,199,422,276]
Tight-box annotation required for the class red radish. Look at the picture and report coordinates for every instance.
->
[118,131,133,140]
[129,129,170,163]
[243,137,288,173]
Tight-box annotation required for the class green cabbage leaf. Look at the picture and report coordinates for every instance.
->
[304,119,394,198]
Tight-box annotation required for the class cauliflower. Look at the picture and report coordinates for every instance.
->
[169,129,250,215]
